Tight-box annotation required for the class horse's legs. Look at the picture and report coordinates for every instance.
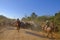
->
[18,30,19,32]
[18,28,20,32]
[50,32,53,38]
[17,27,20,32]
[17,28,19,32]
[47,32,49,37]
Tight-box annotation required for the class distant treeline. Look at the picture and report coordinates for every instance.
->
[22,12,60,30]
[0,12,60,31]
[0,15,15,26]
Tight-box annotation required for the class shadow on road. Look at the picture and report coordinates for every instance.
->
[0,31,3,33]
[7,27,16,30]
[25,31,56,40]
[25,31,47,38]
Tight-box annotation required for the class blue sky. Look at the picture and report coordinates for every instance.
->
[0,0,60,19]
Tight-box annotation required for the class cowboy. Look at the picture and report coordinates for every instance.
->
[16,18,21,32]
[46,20,50,27]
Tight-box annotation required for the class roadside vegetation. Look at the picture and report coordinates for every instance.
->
[22,12,60,32]
[0,11,60,32]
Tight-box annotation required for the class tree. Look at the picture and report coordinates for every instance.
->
[31,12,37,18]
[55,12,60,25]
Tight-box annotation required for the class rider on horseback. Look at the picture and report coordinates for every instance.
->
[46,20,50,27]
[16,18,21,32]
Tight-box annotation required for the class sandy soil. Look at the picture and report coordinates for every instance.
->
[0,27,60,40]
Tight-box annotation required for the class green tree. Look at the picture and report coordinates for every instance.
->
[55,12,60,25]
[31,12,37,20]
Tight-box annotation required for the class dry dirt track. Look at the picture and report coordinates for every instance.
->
[0,26,60,40]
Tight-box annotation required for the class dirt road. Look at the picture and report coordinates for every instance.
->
[0,26,59,40]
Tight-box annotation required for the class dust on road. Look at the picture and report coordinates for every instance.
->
[0,27,59,40]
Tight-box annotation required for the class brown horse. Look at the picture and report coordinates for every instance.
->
[41,22,59,38]
[15,18,21,32]
[20,22,32,29]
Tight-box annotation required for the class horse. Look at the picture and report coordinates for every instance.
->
[20,22,26,29]
[14,19,21,32]
[20,22,32,29]
[41,22,59,38]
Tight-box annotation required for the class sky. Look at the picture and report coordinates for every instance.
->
[0,0,60,19]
